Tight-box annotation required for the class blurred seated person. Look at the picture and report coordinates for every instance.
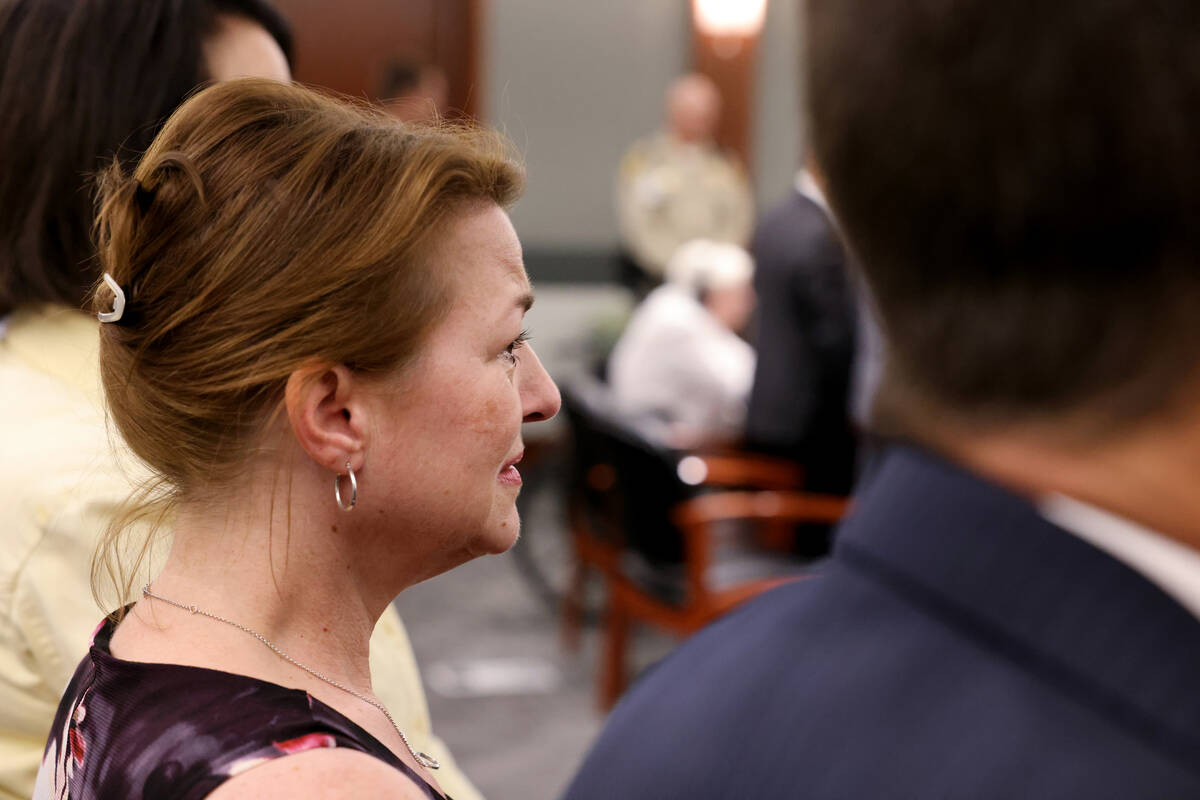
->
[616,73,753,288]
[745,154,858,494]
[608,239,755,448]
[379,60,448,123]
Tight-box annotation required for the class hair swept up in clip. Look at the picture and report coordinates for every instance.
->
[140,150,208,209]
[97,273,125,323]
[91,150,211,328]
[91,161,143,325]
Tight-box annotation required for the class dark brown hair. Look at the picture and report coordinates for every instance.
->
[806,0,1200,433]
[91,78,523,607]
[0,0,292,316]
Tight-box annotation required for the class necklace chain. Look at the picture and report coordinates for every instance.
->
[140,584,440,771]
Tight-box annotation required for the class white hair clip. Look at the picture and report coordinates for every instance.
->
[97,273,126,323]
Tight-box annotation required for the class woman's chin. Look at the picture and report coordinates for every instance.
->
[470,515,522,557]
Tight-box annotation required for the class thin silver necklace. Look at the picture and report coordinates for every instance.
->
[141,584,440,770]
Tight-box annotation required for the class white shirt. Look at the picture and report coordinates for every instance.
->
[1039,493,1200,622]
[609,284,756,443]
[794,168,831,216]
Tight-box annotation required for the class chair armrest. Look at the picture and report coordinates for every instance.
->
[671,490,850,601]
[673,490,849,529]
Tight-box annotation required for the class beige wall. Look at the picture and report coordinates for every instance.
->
[486,0,803,251]
[754,0,803,212]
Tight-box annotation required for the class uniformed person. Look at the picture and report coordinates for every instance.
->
[616,73,754,280]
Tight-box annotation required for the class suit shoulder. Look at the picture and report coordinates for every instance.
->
[565,554,1200,799]
[755,192,831,240]
[752,195,842,272]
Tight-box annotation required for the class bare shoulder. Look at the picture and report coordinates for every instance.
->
[205,748,430,800]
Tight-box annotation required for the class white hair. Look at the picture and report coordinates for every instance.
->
[664,238,754,294]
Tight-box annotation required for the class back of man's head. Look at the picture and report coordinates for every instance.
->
[807,1,1200,438]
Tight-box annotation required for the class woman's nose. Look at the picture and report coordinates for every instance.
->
[520,345,561,423]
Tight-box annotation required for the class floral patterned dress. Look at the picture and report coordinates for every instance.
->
[34,615,450,799]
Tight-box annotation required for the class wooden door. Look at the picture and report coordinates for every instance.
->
[271,0,483,119]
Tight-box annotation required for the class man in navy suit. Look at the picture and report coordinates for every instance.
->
[745,156,858,497]
[564,1,1200,797]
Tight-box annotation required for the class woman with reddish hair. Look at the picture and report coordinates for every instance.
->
[36,79,559,799]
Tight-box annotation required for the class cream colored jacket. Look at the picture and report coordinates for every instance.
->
[0,307,480,800]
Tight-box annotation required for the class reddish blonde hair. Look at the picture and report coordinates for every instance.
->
[91,78,523,608]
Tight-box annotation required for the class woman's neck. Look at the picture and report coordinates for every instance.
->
[134,474,387,696]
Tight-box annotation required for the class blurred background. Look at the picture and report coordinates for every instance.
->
[270,2,828,798]
[273,0,801,273]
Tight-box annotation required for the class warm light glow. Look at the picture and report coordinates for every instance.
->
[693,0,768,37]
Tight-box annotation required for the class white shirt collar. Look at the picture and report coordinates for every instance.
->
[794,169,830,215]
[1038,492,1200,622]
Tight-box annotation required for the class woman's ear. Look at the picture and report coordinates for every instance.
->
[285,363,368,473]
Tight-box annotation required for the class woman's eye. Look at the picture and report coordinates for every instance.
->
[500,329,530,367]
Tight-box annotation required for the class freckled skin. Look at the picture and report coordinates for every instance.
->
[349,204,560,587]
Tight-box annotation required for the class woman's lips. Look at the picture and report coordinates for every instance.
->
[498,464,522,486]
[498,451,523,486]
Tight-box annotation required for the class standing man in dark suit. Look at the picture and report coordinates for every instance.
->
[745,155,857,496]
[564,1,1200,797]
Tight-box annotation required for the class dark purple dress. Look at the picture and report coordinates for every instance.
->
[34,614,450,799]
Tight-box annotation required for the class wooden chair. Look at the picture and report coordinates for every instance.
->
[558,379,851,709]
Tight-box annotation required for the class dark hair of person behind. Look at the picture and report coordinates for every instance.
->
[806,0,1200,434]
[0,0,292,317]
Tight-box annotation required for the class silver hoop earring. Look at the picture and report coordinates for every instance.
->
[334,461,358,511]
